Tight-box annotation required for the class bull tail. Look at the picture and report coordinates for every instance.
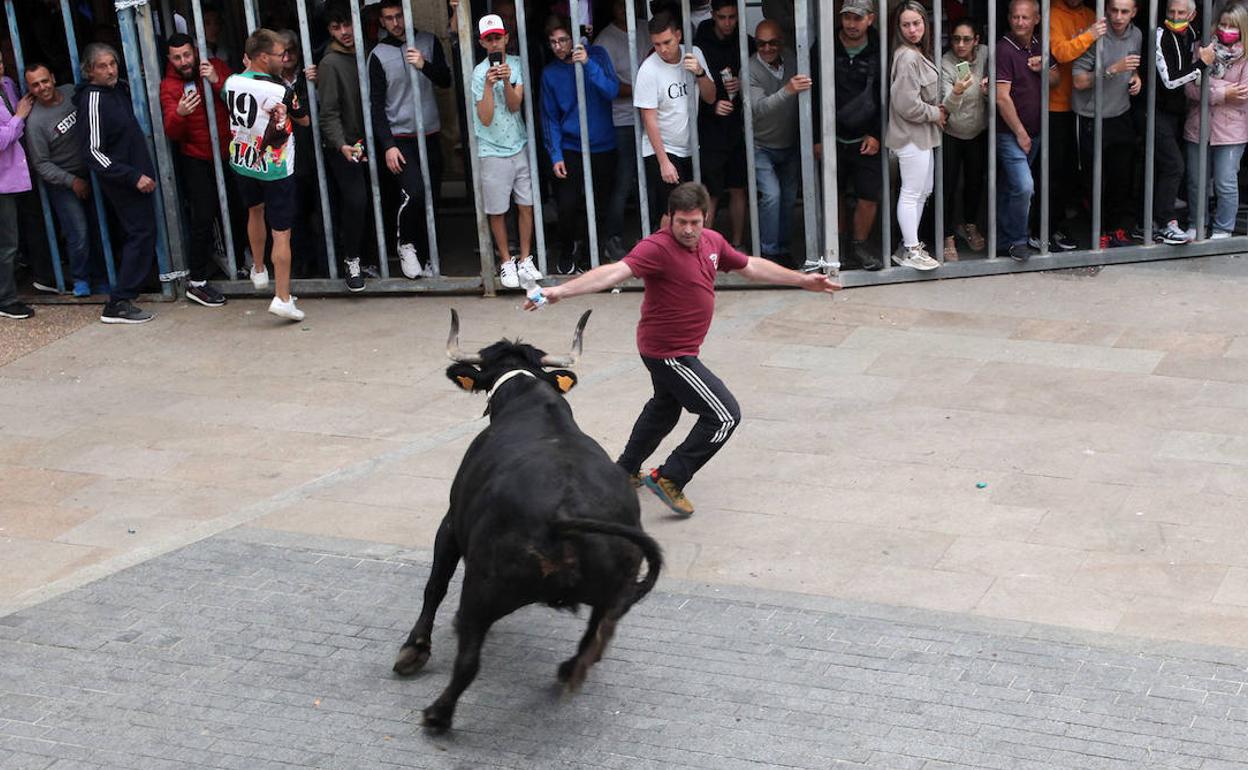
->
[551,519,663,609]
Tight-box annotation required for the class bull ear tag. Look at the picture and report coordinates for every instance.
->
[455,375,476,391]
[551,370,578,392]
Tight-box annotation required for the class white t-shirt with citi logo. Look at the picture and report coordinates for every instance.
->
[633,44,709,159]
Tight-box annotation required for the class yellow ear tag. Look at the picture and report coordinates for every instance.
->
[456,375,475,391]
[555,374,575,392]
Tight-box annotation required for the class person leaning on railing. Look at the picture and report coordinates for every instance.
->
[939,18,989,262]
[0,56,35,321]
[885,0,944,271]
[1183,2,1248,240]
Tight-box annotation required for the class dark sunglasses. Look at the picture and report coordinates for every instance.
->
[951,35,976,43]
[756,38,782,47]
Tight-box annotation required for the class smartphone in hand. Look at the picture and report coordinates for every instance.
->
[955,60,971,80]
[488,52,504,67]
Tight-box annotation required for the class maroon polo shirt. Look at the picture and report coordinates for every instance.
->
[996,33,1043,137]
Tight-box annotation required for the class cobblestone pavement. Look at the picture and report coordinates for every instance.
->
[4,529,1248,770]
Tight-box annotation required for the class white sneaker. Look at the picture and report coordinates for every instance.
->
[1159,220,1192,245]
[398,243,423,279]
[250,267,270,289]
[268,295,304,321]
[499,259,520,289]
[1211,230,1232,240]
[516,255,543,282]
[893,243,939,271]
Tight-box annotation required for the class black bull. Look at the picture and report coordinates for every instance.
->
[393,310,663,732]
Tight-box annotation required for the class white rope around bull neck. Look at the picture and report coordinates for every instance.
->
[487,369,537,401]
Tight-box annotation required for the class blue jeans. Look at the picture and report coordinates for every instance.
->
[45,183,97,283]
[604,125,638,240]
[996,132,1038,248]
[755,145,799,256]
[1186,142,1246,235]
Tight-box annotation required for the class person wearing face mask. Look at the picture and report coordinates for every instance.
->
[939,19,989,261]
[1184,3,1248,239]
[1071,0,1142,249]
[1154,0,1213,244]
[885,0,945,271]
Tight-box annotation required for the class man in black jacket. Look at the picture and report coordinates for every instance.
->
[830,0,882,271]
[369,0,451,278]
[76,43,157,324]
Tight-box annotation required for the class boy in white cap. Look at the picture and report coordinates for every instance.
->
[471,13,541,289]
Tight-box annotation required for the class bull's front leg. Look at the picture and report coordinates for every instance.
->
[394,518,460,676]
[421,578,500,732]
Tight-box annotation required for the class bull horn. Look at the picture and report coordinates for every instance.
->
[446,309,483,364]
[539,310,592,368]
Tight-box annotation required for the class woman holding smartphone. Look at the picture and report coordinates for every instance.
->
[939,18,989,260]
[885,0,944,270]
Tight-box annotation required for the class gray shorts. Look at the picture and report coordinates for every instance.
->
[480,151,533,215]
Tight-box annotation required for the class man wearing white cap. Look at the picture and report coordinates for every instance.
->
[471,13,541,290]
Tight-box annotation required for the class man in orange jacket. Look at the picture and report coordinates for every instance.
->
[160,32,231,307]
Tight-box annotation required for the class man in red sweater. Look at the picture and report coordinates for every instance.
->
[528,182,840,517]
[160,32,230,307]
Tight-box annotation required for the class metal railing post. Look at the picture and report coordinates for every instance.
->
[455,0,500,293]
[794,0,818,266]
[295,0,339,280]
[569,0,600,268]
[1195,0,1211,239]
[1142,0,1158,245]
[933,0,945,263]
[626,0,651,235]
[736,0,759,258]
[1040,0,1051,254]
[349,0,392,278]
[188,0,239,280]
[401,0,443,276]
[513,0,549,274]
[117,3,175,298]
[135,0,189,287]
[680,0,702,182]
[4,0,65,293]
[880,0,892,261]
[819,0,840,271]
[58,0,118,290]
[1091,0,1104,248]
[987,0,998,260]
[242,0,257,34]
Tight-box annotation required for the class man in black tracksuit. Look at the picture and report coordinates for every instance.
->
[77,43,157,324]
[1153,4,1211,242]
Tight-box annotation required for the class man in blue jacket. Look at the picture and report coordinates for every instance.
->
[76,43,157,324]
[540,14,619,274]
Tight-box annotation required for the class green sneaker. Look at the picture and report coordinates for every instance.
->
[643,470,694,517]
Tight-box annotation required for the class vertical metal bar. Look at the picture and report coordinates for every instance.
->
[794,0,817,265]
[626,0,651,234]
[189,0,239,280]
[1040,0,1050,253]
[1195,0,1211,238]
[513,0,548,274]
[456,0,499,292]
[680,0,701,181]
[736,0,759,257]
[135,1,189,284]
[933,0,944,262]
[58,0,117,289]
[819,0,839,270]
[987,0,997,259]
[1091,0,1104,248]
[242,0,257,34]
[349,0,391,278]
[400,0,443,275]
[5,0,65,292]
[117,5,175,298]
[1143,0,1158,244]
[570,0,600,268]
[295,0,339,279]
[880,0,892,260]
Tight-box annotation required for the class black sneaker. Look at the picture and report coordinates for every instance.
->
[0,301,34,319]
[853,240,883,271]
[186,282,226,307]
[1001,243,1032,263]
[344,257,365,292]
[1051,231,1078,251]
[100,299,154,324]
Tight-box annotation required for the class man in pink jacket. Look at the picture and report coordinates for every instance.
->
[0,57,36,320]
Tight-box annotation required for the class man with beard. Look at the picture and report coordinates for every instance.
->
[368,0,451,280]
[222,29,309,320]
[541,14,619,274]
[76,43,158,324]
[159,32,230,307]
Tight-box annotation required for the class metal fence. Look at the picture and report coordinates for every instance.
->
[5,0,1244,301]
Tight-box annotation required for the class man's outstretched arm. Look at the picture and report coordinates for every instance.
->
[736,257,842,293]
[524,261,635,309]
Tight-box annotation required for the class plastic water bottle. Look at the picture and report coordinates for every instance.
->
[520,273,546,308]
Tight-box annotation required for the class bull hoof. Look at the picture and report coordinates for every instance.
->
[557,657,589,692]
[556,657,576,683]
[421,704,453,733]
[393,644,431,676]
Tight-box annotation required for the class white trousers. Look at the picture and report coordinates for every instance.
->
[894,141,935,248]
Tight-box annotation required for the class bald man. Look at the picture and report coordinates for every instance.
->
[747,19,810,264]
